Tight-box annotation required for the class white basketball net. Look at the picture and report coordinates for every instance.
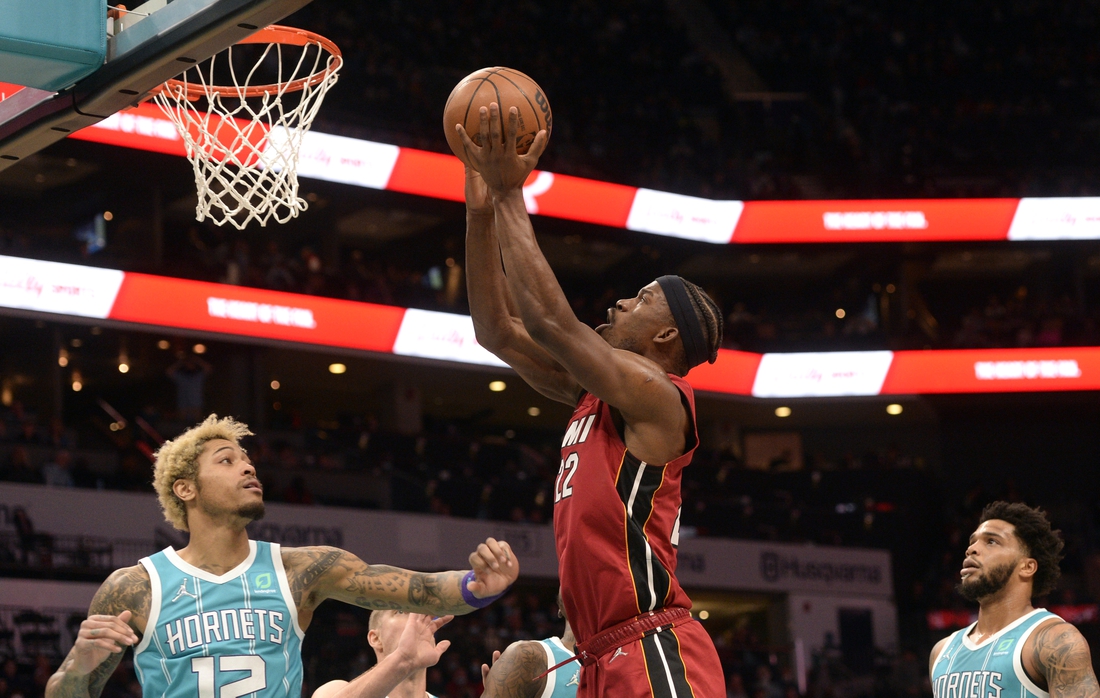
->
[152,34,340,229]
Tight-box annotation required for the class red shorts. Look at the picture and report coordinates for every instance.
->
[578,619,725,698]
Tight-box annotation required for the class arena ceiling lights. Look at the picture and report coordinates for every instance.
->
[5,253,1100,398]
[62,103,1100,244]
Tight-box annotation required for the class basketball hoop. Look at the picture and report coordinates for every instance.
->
[150,25,342,229]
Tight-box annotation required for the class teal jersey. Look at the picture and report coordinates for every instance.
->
[134,540,304,698]
[536,637,579,698]
[931,608,1060,698]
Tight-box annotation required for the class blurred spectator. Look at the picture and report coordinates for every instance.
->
[0,447,38,483]
[41,449,75,487]
[166,354,212,422]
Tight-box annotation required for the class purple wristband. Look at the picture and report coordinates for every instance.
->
[461,570,505,609]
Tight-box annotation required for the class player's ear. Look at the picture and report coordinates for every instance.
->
[1018,556,1038,581]
[653,325,679,346]
[367,628,383,652]
[173,478,197,503]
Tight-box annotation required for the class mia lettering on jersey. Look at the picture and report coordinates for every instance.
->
[556,414,596,502]
[164,609,286,654]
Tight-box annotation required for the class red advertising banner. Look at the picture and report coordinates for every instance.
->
[881,348,1100,394]
[732,199,1022,243]
[69,108,1100,245]
[10,253,1100,396]
[109,273,407,353]
[685,350,762,396]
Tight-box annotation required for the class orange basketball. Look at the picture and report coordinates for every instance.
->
[443,67,552,166]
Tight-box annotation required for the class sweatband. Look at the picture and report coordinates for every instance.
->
[656,275,710,368]
[461,570,505,609]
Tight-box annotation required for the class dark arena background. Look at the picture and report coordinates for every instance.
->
[2,1,1100,696]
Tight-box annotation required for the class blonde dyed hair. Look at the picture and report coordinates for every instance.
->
[153,414,253,531]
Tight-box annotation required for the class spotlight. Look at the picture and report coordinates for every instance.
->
[775,406,792,418]
[328,363,347,374]
[886,403,903,415]
[489,381,506,392]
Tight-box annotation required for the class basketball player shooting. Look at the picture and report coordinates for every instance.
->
[459,104,726,697]
[46,415,518,698]
[930,502,1098,698]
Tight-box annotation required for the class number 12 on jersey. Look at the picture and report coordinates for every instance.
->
[192,655,266,698]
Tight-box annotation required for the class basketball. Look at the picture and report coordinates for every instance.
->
[443,67,552,166]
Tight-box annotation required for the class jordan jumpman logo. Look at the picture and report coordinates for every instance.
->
[171,578,198,602]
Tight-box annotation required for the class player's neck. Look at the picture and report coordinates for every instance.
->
[560,630,576,653]
[176,521,252,575]
[974,588,1034,640]
[389,671,427,698]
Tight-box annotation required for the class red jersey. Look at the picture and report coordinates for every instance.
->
[553,374,697,643]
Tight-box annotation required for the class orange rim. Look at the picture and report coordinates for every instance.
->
[151,25,342,99]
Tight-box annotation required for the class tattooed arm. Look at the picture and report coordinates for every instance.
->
[46,564,150,698]
[284,538,518,620]
[482,641,551,698]
[1026,620,1100,698]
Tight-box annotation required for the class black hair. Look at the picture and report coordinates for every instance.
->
[680,278,723,364]
[979,501,1064,598]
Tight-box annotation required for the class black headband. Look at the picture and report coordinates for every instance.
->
[656,275,710,369]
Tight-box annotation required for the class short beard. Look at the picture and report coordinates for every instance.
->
[238,501,266,522]
[956,560,1015,602]
[610,334,639,353]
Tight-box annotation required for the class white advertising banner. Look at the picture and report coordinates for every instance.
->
[289,130,401,190]
[393,308,507,367]
[752,351,895,398]
[626,188,744,244]
[0,256,124,318]
[1007,197,1100,240]
[0,483,892,597]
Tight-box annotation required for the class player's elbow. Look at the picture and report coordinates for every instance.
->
[472,319,510,354]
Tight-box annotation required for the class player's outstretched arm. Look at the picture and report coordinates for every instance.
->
[46,565,148,698]
[1032,621,1100,698]
[285,538,517,616]
[482,640,550,698]
[465,164,580,405]
[312,614,453,698]
[458,105,683,424]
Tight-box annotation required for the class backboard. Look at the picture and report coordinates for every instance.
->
[0,0,313,171]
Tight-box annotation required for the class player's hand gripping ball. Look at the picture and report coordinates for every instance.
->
[443,67,552,166]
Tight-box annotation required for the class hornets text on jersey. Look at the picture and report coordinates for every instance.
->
[134,540,304,698]
[931,609,1060,698]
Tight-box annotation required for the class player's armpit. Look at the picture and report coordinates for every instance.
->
[482,641,549,698]
[286,546,472,615]
[1033,621,1100,698]
[928,636,950,678]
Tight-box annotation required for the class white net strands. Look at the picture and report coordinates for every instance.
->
[152,30,341,229]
